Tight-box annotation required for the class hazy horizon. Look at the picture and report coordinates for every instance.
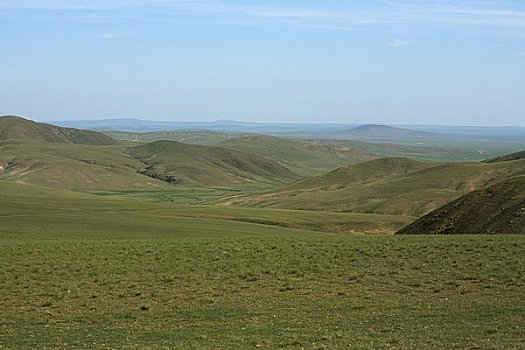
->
[1,1,525,126]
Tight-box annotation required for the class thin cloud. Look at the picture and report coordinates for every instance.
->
[2,0,525,34]
[96,31,135,39]
[388,39,410,48]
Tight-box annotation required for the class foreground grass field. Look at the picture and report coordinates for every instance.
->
[1,181,524,349]
[1,234,524,349]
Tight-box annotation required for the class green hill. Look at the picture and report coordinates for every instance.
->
[106,131,376,176]
[287,157,430,190]
[224,157,525,217]
[484,150,525,163]
[127,140,300,187]
[0,115,117,145]
[397,176,525,234]
[0,138,301,190]
[0,141,169,190]
[0,117,303,189]
[215,134,375,176]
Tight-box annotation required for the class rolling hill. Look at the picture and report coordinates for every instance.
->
[0,116,162,190]
[0,115,117,145]
[215,135,375,176]
[127,140,301,187]
[0,116,300,189]
[0,141,170,190]
[484,150,525,163]
[222,157,525,217]
[0,139,300,190]
[397,176,525,234]
[105,131,376,176]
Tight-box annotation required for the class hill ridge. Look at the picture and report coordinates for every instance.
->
[0,115,117,145]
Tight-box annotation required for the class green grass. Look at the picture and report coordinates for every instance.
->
[1,234,524,349]
[1,180,525,348]
[0,181,411,238]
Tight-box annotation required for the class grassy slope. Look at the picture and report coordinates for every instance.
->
[0,141,170,190]
[106,131,376,176]
[0,115,117,145]
[0,116,170,190]
[224,157,525,217]
[0,117,305,190]
[397,175,525,234]
[0,180,411,237]
[215,134,375,176]
[127,140,301,187]
[484,150,525,163]
[0,139,301,190]
[0,181,524,348]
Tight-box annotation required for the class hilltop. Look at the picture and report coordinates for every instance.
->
[397,176,525,234]
[0,115,117,145]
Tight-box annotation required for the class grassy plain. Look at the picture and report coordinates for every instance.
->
[1,181,525,349]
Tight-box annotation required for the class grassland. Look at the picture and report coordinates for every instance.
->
[2,117,525,348]
[1,180,525,349]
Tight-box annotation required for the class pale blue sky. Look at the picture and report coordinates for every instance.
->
[1,0,524,125]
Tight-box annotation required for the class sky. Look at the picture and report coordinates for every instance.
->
[0,0,524,126]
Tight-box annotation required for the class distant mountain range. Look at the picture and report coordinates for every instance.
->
[50,118,525,143]
[51,118,357,134]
